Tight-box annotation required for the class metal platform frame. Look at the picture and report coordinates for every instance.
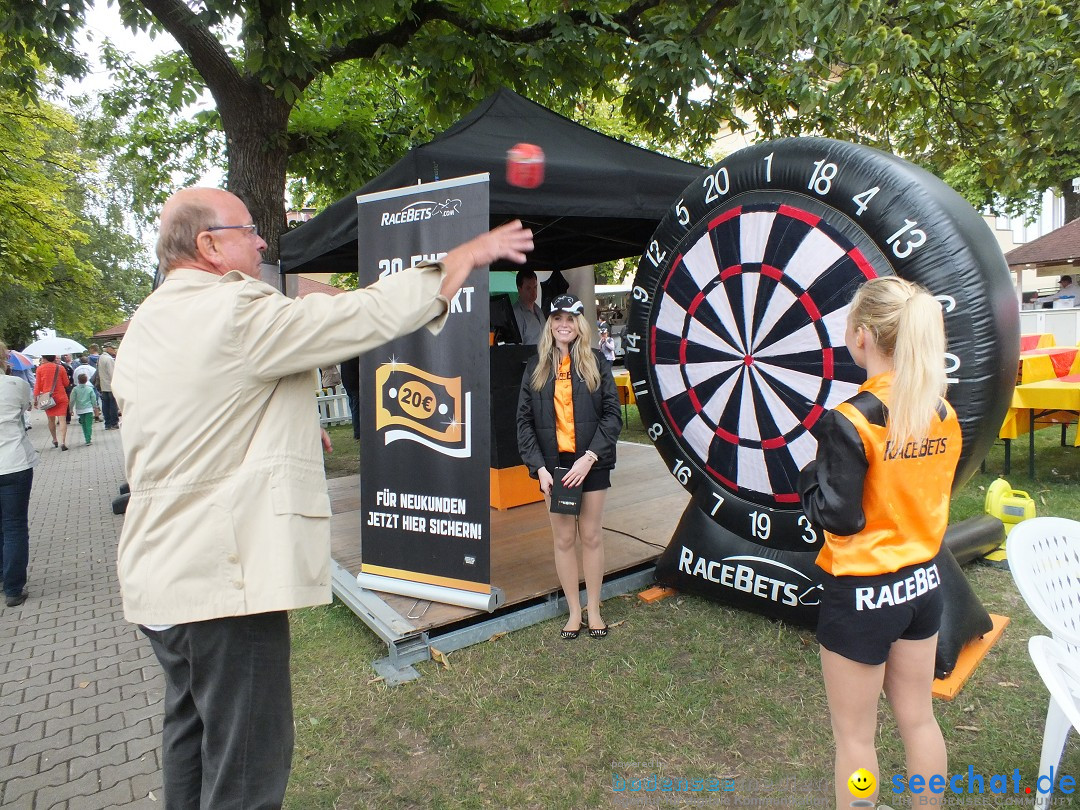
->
[331,557,657,685]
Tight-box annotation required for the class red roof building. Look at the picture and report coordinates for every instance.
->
[1005,217,1080,277]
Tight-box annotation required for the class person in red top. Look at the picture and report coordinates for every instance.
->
[33,355,70,450]
[800,277,961,809]
[517,294,622,639]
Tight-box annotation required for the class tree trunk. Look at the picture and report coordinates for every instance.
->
[1063,180,1080,226]
[216,81,293,264]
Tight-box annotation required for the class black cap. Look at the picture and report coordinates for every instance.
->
[598,320,609,331]
[549,294,583,315]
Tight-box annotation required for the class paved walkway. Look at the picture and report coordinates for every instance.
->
[1,409,162,809]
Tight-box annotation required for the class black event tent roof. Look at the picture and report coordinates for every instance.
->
[279,88,704,274]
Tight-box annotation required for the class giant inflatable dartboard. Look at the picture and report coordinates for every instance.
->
[627,138,1018,645]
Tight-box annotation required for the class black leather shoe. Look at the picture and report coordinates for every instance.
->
[6,590,28,607]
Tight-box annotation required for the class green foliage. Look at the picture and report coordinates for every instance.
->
[0,90,95,344]
[0,85,152,348]
[328,272,358,291]
[78,44,225,226]
[6,0,1077,261]
[287,63,433,208]
[0,0,89,96]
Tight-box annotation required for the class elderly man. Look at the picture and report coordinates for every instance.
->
[96,343,119,429]
[113,187,531,809]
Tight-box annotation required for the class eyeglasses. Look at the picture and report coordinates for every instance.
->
[207,224,259,236]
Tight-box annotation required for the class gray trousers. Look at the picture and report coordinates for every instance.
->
[141,612,294,809]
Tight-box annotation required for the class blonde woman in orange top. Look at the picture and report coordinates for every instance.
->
[517,294,622,639]
[800,277,961,809]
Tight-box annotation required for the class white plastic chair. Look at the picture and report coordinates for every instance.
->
[1006,517,1080,648]
[1007,518,1080,807]
[1028,636,1080,808]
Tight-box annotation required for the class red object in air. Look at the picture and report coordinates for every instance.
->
[506,143,545,189]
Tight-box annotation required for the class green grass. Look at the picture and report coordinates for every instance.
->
[296,421,1080,808]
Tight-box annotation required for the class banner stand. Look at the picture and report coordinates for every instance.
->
[356,572,504,613]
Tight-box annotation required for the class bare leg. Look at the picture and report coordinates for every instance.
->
[883,634,946,807]
[47,416,57,445]
[57,415,68,447]
[546,501,582,632]
[820,646,886,809]
[578,489,607,630]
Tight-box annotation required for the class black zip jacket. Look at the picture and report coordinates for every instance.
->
[516,349,622,478]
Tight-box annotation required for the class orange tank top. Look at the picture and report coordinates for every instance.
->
[815,373,962,576]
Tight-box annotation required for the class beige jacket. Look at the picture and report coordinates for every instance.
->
[95,351,115,392]
[113,265,448,625]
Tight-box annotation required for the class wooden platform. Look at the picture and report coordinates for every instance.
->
[328,441,689,633]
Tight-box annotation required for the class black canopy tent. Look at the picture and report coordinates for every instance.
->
[279,88,703,274]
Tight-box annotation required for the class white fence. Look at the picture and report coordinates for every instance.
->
[316,385,352,427]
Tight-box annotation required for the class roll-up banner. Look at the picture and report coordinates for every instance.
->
[356,174,501,611]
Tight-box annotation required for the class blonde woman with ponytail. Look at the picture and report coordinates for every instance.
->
[517,294,622,640]
[799,277,961,809]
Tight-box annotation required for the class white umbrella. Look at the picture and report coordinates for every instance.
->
[21,337,87,357]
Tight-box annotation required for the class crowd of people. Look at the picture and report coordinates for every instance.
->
[25,346,114,450]
[1,342,116,609]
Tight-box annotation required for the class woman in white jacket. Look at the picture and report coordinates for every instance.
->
[0,341,38,608]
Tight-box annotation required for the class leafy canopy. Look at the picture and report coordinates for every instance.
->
[0,73,152,347]
[7,0,1078,249]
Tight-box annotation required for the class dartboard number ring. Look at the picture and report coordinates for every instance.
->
[627,138,1016,553]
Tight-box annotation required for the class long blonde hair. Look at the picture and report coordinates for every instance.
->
[0,340,7,376]
[847,277,947,444]
[530,312,602,391]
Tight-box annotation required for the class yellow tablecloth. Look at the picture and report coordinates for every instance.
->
[999,378,1080,442]
[1013,376,1080,412]
[1017,347,1079,385]
[998,376,1080,477]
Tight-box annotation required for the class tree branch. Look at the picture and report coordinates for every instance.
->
[138,0,244,94]
[691,0,739,38]
[320,0,665,72]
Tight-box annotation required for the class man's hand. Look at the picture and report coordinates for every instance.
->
[439,220,534,301]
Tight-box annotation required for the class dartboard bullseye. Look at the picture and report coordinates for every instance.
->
[652,195,883,510]
[629,138,1018,553]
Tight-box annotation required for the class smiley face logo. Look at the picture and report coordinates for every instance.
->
[847,768,876,798]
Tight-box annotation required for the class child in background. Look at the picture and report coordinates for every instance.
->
[69,373,101,446]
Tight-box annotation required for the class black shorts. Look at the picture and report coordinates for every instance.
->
[557,452,611,492]
[816,559,943,665]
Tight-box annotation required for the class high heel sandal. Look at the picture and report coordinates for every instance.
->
[53,440,58,448]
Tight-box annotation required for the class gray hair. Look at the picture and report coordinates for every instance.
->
[156,198,219,272]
